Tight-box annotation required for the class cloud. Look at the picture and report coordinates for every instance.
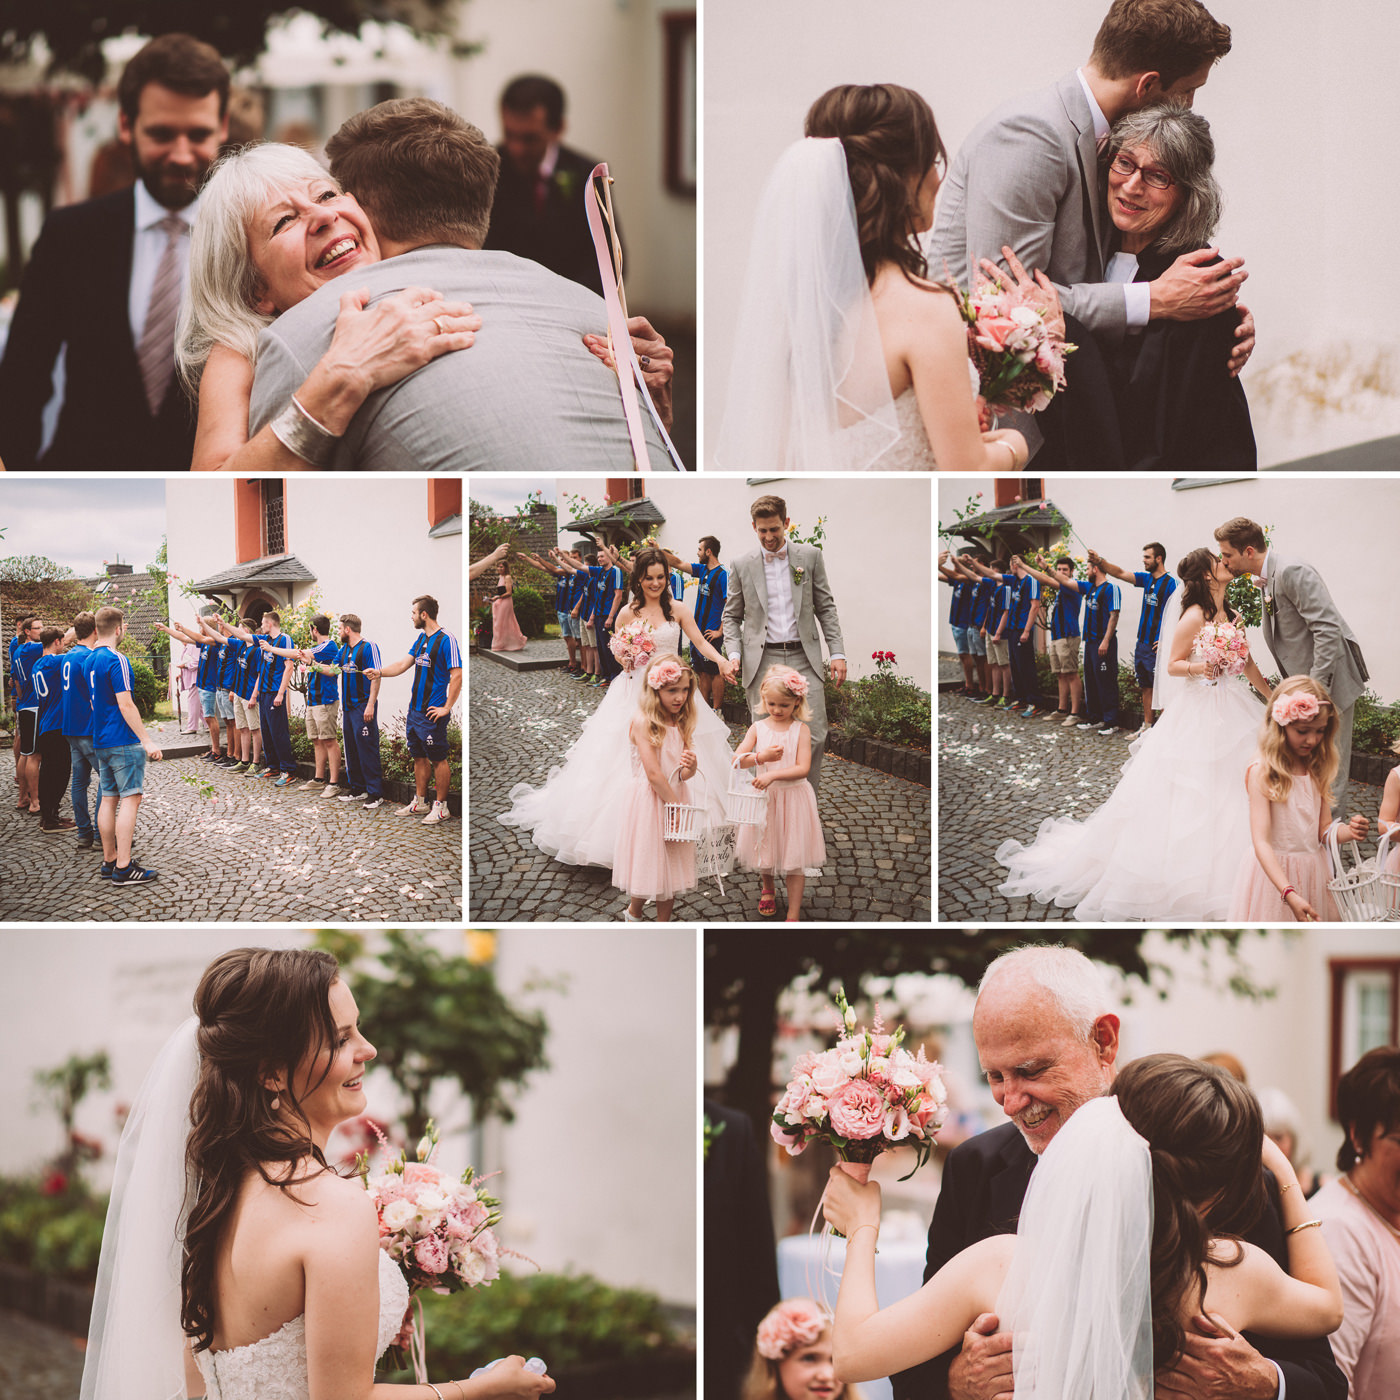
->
[0,480,167,575]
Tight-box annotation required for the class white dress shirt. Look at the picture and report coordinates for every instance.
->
[762,546,798,644]
[128,181,198,347]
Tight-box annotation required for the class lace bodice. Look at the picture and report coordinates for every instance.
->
[196,1250,410,1400]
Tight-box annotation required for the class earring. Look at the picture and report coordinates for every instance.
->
[270,1091,281,1112]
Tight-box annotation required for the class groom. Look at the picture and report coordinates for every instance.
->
[892,945,1347,1400]
[1215,516,1368,813]
[721,494,845,794]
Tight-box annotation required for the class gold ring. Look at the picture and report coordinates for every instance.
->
[433,316,447,335]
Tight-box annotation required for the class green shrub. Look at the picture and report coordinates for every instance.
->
[33,1208,106,1279]
[378,1271,679,1380]
[129,658,159,718]
[0,1177,108,1280]
[379,712,463,791]
[509,585,552,638]
[838,672,931,746]
[1354,689,1400,758]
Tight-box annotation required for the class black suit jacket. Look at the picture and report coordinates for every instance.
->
[0,187,197,470]
[891,1121,1346,1400]
[704,1100,780,1400]
[484,144,612,298]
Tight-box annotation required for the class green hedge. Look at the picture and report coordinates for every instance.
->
[509,585,553,639]
[825,672,931,747]
[0,1178,108,1281]
[129,659,160,719]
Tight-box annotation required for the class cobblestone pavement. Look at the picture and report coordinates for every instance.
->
[470,658,931,922]
[937,689,1385,922]
[0,750,462,923]
[0,1309,85,1400]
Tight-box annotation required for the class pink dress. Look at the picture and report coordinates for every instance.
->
[490,591,527,651]
[612,723,696,902]
[1229,762,1338,921]
[736,720,826,874]
[1386,766,1400,873]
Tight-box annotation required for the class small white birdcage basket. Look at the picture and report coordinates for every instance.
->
[725,753,768,826]
[663,763,706,843]
[1374,828,1400,920]
[1327,822,1389,922]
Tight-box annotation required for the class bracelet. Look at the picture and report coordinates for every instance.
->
[1278,1178,1294,1195]
[1287,1219,1323,1235]
[426,1385,446,1400]
[848,1222,879,1244]
[998,439,1018,472]
[269,394,341,467]
[1280,886,1296,904]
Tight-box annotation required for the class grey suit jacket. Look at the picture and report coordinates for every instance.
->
[931,71,1127,343]
[721,542,844,688]
[247,246,671,470]
[1259,553,1368,711]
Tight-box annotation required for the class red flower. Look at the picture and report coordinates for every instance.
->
[42,1171,68,1196]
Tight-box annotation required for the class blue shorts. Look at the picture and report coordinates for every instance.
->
[951,625,975,656]
[199,688,220,718]
[215,688,236,720]
[1134,641,1159,690]
[95,743,146,798]
[406,709,450,758]
[690,646,720,676]
[965,627,987,657]
[557,610,577,640]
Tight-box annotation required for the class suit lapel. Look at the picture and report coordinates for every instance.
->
[103,189,140,362]
[1059,74,1107,275]
[987,1134,1036,1236]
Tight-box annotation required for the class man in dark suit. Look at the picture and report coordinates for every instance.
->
[483,74,612,298]
[893,946,1347,1400]
[0,33,229,470]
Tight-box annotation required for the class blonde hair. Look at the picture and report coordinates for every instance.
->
[758,665,813,722]
[635,653,697,750]
[1257,675,1339,808]
[740,1326,862,1400]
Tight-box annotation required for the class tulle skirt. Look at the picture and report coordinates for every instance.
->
[612,774,697,901]
[736,781,826,874]
[995,678,1265,921]
[1230,844,1338,921]
[498,671,736,869]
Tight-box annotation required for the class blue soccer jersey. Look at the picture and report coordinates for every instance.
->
[235,638,261,700]
[195,641,222,690]
[950,579,977,629]
[408,628,462,712]
[339,640,381,708]
[33,653,65,735]
[1050,586,1083,641]
[307,639,340,706]
[218,637,244,690]
[13,639,42,708]
[59,644,95,737]
[1083,580,1122,642]
[89,647,139,749]
[689,563,728,635]
[567,567,589,612]
[594,564,624,625]
[259,634,290,695]
[985,581,1009,636]
[1132,571,1178,647]
[1002,574,1041,632]
[669,569,686,601]
[970,578,996,630]
[553,572,570,610]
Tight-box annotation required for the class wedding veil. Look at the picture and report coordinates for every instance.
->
[1152,581,1185,713]
[714,137,899,471]
[995,1094,1154,1400]
[80,1017,200,1400]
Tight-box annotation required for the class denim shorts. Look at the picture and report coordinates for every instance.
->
[951,624,974,655]
[215,688,236,720]
[406,708,450,758]
[199,687,220,718]
[96,743,146,798]
[965,627,987,657]
[557,610,577,639]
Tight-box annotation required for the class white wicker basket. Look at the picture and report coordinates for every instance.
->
[725,753,768,826]
[1374,829,1400,920]
[663,763,706,844]
[1327,823,1389,922]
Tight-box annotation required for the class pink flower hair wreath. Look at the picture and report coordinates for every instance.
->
[1273,693,1327,726]
[756,1297,828,1360]
[647,659,686,690]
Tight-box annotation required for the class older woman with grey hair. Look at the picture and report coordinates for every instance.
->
[1038,103,1255,470]
[176,142,481,471]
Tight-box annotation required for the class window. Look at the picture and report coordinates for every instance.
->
[1329,958,1400,1115]
[263,480,286,555]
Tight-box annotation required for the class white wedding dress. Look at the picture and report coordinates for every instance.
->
[195,1252,409,1399]
[498,618,737,870]
[994,635,1264,921]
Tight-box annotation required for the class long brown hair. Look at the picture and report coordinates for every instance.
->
[181,948,342,1351]
[804,84,946,288]
[1113,1054,1265,1371]
[1175,547,1230,623]
[628,547,674,622]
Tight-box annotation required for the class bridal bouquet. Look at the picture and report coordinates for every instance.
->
[610,618,658,673]
[956,270,1073,413]
[1193,619,1250,677]
[771,986,948,1178]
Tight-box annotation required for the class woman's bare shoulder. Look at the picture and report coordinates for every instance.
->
[205,341,255,386]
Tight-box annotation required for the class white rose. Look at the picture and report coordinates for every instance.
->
[415,1187,448,1214]
[458,1250,488,1285]
[382,1199,417,1232]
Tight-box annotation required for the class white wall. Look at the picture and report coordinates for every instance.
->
[165,478,463,724]
[450,0,696,319]
[937,474,1400,702]
[704,0,1400,465]
[539,476,933,687]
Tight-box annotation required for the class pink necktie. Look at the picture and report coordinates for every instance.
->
[137,213,186,416]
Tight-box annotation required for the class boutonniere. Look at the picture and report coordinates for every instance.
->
[554,169,578,201]
[791,565,806,587]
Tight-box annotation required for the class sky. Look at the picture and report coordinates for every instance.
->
[468,479,557,517]
[0,479,167,577]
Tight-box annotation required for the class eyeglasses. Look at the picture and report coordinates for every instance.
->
[1109,153,1175,190]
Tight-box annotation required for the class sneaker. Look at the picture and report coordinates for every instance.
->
[249,765,271,778]
[274,774,293,788]
[298,778,322,790]
[422,801,451,824]
[41,817,78,833]
[1077,720,1098,730]
[1098,725,1118,736]
[1019,705,1037,718]
[362,797,385,811]
[76,832,95,850]
[339,790,365,801]
[397,796,428,816]
[321,784,342,799]
[99,859,117,880]
[111,863,159,885]
[1061,713,1080,727]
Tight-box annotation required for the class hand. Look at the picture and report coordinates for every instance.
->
[979,246,1065,342]
[427,703,450,722]
[829,658,847,688]
[1155,1314,1279,1400]
[704,627,724,642]
[678,749,698,781]
[1345,813,1370,842]
[1098,639,1109,657]
[1149,248,1247,322]
[982,428,1027,470]
[486,542,509,565]
[1259,1131,1295,1185]
[145,743,163,761]
[820,1163,881,1238]
[1021,630,1031,644]
[946,1313,1013,1400]
[365,668,383,679]
[583,315,675,430]
[466,1355,556,1399]
[752,772,774,792]
[974,395,994,433]
[757,744,785,764]
[273,693,284,708]
[1228,302,1256,378]
[363,704,375,722]
[720,658,740,684]
[1284,889,1319,922]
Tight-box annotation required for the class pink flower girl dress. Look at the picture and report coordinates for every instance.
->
[736,719,826,875]
[612,722,697,903]
[1229,762,1339,921]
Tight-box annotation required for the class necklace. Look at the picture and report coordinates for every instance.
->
[1343,1173,1400,1239]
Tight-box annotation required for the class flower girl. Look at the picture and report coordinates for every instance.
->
[1379,742,1400,873]
[734,666,826,921]
[1230,676,1369,922]
[613,654,699,922]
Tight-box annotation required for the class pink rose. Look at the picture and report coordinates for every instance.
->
[403,1162,440,1186]
[975,316,1019,352]
[828,1079,886,1140]
[809,1053,848,1098]
[414,1234,449,1275]
[771,1118,807,1155]
[756,1299,827,1361]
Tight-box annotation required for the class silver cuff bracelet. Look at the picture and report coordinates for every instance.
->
[269,395,341,467]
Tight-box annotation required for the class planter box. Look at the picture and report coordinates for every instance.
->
[548,1349,694,1399]
[0,1262,93,1336]
[826,727,931,786]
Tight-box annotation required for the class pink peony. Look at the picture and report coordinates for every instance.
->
[414,1234,449,1275]
[1273,692,1322,726]
[827,1079,886,1140]
[756,1299,827,1360]
[403,1162,440,1187]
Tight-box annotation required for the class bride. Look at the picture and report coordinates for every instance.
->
[821,1054,1342,1397]
[498,547,740,869]
[715,83,1040,472]
[80,946,553,1400]
[995,546,1270,920]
